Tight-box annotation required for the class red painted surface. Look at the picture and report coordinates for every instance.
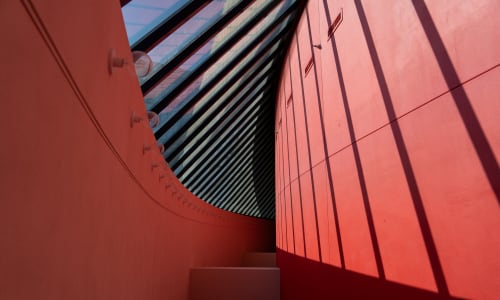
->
[278,249,453,300]
[190,267,280,300]
[275,0,500,299]
[0,1,274,299]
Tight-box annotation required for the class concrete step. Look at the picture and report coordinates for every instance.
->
[189,267,280,300]
[242,252,276,267]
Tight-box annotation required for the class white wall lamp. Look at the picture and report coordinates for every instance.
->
[108,49,153,78]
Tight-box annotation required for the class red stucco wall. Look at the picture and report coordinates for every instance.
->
[0,1,274,299]
[275,1,500,299]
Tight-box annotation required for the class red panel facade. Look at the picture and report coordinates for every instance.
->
[275,1,500,299]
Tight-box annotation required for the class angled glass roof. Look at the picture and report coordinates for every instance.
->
[122,0,306,219]
[122,0,186,46]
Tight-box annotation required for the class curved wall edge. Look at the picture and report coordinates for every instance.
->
[0,1,275,299]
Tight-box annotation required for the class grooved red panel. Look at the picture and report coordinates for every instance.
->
[288,44,310,177]
[357,126,437,291]
[285,103,299,183]
[284,181,294,253]
[329,150,378,277]
[298,172,320,261]
[301,65,324,168]
[290,180,305,257]
[311,163,341,267]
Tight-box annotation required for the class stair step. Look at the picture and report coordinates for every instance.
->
[242,252,276,267]
[189,267,280,300]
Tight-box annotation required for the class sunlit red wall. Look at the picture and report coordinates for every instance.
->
[0,1,274,299]
[275,1,500,299]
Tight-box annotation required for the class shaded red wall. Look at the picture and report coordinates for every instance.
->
[0,1,274,299]
[275,0,500,299]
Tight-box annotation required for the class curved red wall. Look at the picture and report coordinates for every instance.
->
[0,1,274,299]
[275,1,500,299]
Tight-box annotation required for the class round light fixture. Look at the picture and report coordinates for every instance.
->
[132,51,153,77]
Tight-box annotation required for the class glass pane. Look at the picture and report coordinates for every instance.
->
[186,65,272,137]
[139,0,239,84]
[176,99,264,178]
[144,42,212,108]
[162,61,273,158]
[146,24,290,121]
[168,90,265,170]
[143,0,292,110]
[206,1,290,81]
[153,40,280,137]
[166,59,273,172]
[122,0,185,46]
[192,41,280,112]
